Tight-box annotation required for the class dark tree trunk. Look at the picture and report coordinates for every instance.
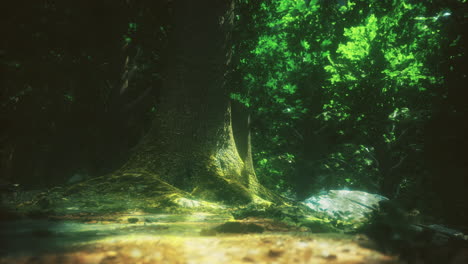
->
[119,0,276,204]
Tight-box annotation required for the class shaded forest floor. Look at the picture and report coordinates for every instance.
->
[2,175,467,263]
[2,174,468,264]
[0,213,398,264]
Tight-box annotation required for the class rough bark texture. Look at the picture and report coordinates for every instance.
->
[119,0,277,204]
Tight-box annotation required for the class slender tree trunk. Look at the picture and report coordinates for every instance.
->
[232,100,259,185]
[119,0,276,204]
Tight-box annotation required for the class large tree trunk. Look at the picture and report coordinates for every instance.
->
[119,0,275,204]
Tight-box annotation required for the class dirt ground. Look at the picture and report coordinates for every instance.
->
[0,214,400,264]
[1,234,400,264]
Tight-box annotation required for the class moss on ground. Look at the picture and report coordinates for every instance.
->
[6,172,232,217]
[230,202,361,233]
[2,171,359,235]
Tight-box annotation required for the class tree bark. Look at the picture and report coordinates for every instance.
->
[119,0,276,204]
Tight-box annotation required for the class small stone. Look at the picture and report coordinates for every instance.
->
[268,249,283,258]
[128,217,139,223]
[242,256,255,262]
[322,253,337,260]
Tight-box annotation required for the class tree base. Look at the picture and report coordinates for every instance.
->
[5,170,282,218]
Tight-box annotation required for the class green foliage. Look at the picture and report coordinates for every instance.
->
[254,151,295,191]
[318,0,444,194]
[235,0,456,197]
[335,14,378,62]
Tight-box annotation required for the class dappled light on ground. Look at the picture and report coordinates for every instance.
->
[0,214,398,264]
[1,234,398,264]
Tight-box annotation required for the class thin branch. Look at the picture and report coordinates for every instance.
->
[390,154,408,172]
[292,128,304,141]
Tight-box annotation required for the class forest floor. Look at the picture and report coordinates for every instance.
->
[0,212,399,264]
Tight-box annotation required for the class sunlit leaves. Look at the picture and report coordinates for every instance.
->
[254,35,281,55]
[388,107,410,121]
[310,0,446,192]
[259,158,268,166]
[236,0,449,194]
[301,40,310,50]
[283,83,297,94]
[230,93,250,107]
[382,46,428,87]
[337,14,378,61]
[128,22,137,31]
[239,0,311,122]
[322,1,439,128]
[338,0,356,13]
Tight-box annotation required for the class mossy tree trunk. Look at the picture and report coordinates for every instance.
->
[119,0,276,204]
